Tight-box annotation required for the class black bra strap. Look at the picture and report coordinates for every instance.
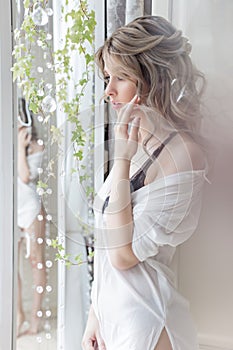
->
[102,131,177,213]
[131,131,177,179]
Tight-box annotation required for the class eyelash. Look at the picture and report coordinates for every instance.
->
[104,76,110,83]
[104,76,124,84]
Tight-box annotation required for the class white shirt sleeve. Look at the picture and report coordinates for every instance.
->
[131,171,205,262]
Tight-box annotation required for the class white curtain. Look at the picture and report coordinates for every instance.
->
[53,1,94,349]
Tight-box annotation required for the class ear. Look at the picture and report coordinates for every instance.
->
[135,96,141,104]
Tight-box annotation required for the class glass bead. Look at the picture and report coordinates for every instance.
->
[46,8,53,16]
[46,333,51,340]
[36,286,44,294]
[37,263,43,270]
[37,237,44,244]
[37,167,43,174]
[37,214,44,221]
[37,39,43,47]
[46,33,52,40]
[37,139,44,146]
[46,214,52,221]
[46,310,52,317]
[37,89,44,97]
[41,95,57,113]
[46,285,52,293]
[37,188,44,196]
[37,310,43,317]
[46,260,53,268]
[45,83,52,90]
[32,5,48,26]
[37,115,44,123]
[46,62,52,69]
[46,238,52,246]
[36,336,42,343]
[37,66,44,73]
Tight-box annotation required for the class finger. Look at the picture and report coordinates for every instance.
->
[22,129,28,138]
[82,338,95,350]
[118,95,138,123]
[96,330,106,350]
[19,128,26,137]
[27,133,32,142]
[129,116,140,142]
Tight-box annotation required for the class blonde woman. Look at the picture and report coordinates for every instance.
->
[82,16,207,350]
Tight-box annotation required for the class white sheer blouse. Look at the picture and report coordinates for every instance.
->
[91,170,206,350]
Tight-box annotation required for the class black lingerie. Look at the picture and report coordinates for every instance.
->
[102,131,177,214]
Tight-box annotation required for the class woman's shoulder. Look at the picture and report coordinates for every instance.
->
[145,132,206,185]
[174,132,206,171]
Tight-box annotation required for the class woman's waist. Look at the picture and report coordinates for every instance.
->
[94,258,172,310]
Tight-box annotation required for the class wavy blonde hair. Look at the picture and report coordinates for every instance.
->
[95,15,205,134]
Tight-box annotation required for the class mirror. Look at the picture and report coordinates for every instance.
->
[15,1,58,348]
[14,1,96,349]
[16,96,58,348]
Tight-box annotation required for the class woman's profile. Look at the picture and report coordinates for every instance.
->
[82,16,207,350]
[17,97,46,336]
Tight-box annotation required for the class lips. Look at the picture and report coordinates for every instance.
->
[111,101,123,110]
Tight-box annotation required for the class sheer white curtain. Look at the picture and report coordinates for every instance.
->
[53,1,105,349]
[54,1,151,348]
[107,0,151,34]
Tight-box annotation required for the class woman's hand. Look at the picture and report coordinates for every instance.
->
[82,306,106,350]
[114,95,141,161]
[17,127,32,183]
[18,127,31,150]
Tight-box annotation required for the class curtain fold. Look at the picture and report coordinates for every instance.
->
[126,0,144,23]
[107,0,151,35]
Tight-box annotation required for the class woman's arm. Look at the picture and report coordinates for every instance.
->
[105,159,139,270]
[105,98,140,270]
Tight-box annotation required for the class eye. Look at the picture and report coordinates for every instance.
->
[104,75,110,84]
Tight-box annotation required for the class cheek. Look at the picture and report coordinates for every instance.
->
[126,84,137,98]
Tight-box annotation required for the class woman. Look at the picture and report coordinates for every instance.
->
[17,98,46,336]
[82,16,207,350]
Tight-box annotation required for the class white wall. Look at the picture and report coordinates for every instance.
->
[172,1,233,349]
[153,1,233,349]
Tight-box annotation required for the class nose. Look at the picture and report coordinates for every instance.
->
[105,78,116,99]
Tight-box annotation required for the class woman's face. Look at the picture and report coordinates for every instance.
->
[104,63,138,111]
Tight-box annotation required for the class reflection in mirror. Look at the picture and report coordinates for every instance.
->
[17,97,46,337]
[13,0,97,348]
[16,96,58,348]
[14,1,58,348]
